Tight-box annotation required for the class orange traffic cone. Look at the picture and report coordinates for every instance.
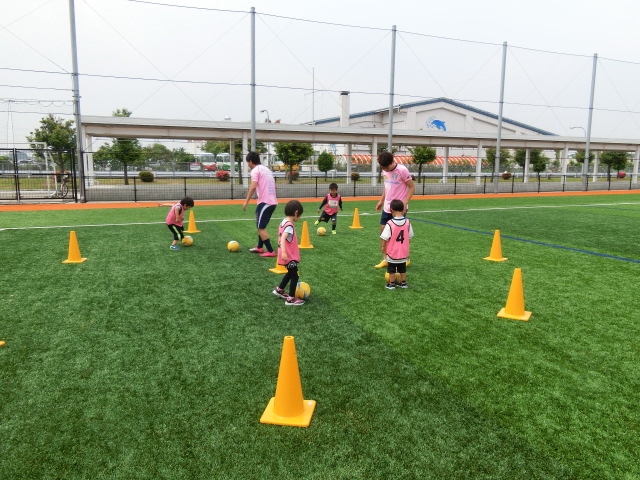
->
[349,208,364,229]
[497,268,532,321]
[298,221,314,249]
[484,230,507,262]
[269,255,288,274]
[62,231,87,264]
[184,210,201,233]
[260,336,316,427]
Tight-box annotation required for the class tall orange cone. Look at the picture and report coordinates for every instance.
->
[497,268,532,321]
[62,231,87,264]
[349,208,364,229]
[269,255,287,274]
[484,229,507,262]
[260,336,316,427]
[298,221,314,249]
[184,210,201,233]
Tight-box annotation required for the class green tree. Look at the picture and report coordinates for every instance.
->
[106,108,142,185]
[142,143,173,167]
[274,142,314,183]
[514,149,548,174]
[599,151,631,180]
[574,150,595,166]
[27,114,76,171]
[172,147,195,164]
[485,147,512,170]
[92,143,114,170]
[316,151,335,179]
[408,145,437,181]
[201,140,227,161]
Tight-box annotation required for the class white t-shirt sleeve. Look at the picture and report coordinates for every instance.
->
[380,223,392,241]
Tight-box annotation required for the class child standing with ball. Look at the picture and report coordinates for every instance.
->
[163,196,194,250]
[380,199,414,289]
[314,182,343,234]
[273,200,305,305]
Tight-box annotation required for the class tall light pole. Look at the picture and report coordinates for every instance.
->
[260,109,271,167]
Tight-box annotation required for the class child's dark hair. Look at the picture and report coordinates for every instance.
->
[246,151,261,164]
[390,199,404,213]
[284,199,304,217]
[329,182,338,190]
[180,196,195,208]
[378,151,394,167]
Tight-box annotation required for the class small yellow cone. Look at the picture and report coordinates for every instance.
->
[184,210,201,233]
[0,340,5,347]
[260,336,316,427]
[484,229,507,262]
[349,208,364,229]
[269,255,288,274]
[497,268,532,321]
[298,221,314,249]
[62,231,87,264]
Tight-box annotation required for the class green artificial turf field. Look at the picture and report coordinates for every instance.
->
[1,194,639,479]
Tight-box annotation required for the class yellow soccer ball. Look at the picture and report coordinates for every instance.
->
[227,240,239,252]
[182,235,194,247]
[317,227,326,236]
[295,281,311,300]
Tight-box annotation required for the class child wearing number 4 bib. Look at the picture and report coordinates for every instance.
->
[380,199,414,290]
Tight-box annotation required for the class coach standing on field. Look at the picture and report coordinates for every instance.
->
[242,151,278,257]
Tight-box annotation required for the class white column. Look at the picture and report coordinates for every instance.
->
[371,139,378,186]
[346,143,352,185]
[593,151,599,182]
[523,148,530,183]
[475,142,482,186]
[242,134,249,182]
[229,140,236,179]
[83,130,95,186]
[632,148,639,184]
[442,146,449,184]
[561,145,569,184]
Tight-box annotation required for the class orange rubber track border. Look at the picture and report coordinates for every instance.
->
[1,189,639,212]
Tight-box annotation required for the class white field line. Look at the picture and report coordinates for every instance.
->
[2,201,640,232]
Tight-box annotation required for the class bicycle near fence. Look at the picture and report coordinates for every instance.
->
[50,171,70,198]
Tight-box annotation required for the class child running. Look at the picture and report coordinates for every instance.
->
[272,200,305,305]
[380,199,414,289]
[163,197,194,250]
[314,182,343,234]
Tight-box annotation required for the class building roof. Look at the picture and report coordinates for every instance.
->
[314,97,556,136]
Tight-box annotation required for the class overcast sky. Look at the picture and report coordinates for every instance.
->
[3,0,640,149]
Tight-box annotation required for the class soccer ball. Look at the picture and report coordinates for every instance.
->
[295,281,311,300]
[227,240,239,252]
[385,272,401,283]
[182,235,194,247]
[317,227,326,236]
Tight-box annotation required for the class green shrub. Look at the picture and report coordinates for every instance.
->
[351,172,360,181]
[138,171,154,182]
[501,171,511,180]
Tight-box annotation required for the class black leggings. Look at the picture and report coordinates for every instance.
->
[279,261,299,298]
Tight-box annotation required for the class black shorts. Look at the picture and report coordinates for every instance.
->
[256,203,277,230]
[319,211,337,223]
[387,262,407,274]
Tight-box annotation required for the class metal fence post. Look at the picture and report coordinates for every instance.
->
[133,177,137,202]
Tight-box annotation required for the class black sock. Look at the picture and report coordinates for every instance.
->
[263,239,273,253]
[257,237,263,248]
